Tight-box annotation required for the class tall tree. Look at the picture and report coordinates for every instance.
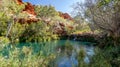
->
[72,0,120,45]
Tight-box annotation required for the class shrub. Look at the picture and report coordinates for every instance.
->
[0,37,10,49]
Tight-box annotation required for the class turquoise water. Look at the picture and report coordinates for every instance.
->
[0,40,94,67]
[54,40,94,67]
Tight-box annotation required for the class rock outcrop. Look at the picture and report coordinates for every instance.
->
[16,0,38,23]
[16,0,23,5]
[23,2,36,15]
[17,0,36,15]
[59,12,73,21]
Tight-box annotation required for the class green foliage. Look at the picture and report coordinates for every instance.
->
[0,37,10,44]
[0,20,7,36]
[2,0,25,15]
[89,46,120,67]
[73,15,92,34]
[103,47,120,67]
[99,0,111,6]
[9,23,26,43]
[75,46,119,67]
[73,22,91,34]
[63,41,73,56]
[90,48,112,67]
[0,45,56,67]
[98,0,119,6]
[0,37,10,49]
[0,0,75,43]
[77,48,87,67]
[19,21,44,42]
[0,0,27,43]
[73,0,120,47]
[35,5,59,18]
[51,16,75,34]
[19,21,59,42]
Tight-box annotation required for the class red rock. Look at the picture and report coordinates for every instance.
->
[23,2,36,15]
[16,0,23,5]
[17,18,39,24]
[59,12,73,21]
[16,0,36,16]
[15,0,38,23]
[59,22,65,27]
[68,26,74,29]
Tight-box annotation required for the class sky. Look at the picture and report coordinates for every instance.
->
[23,0,84,14]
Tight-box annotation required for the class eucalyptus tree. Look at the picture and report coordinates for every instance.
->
[72,0,120,45]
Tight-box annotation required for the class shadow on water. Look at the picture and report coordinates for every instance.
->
[0,40,95,67]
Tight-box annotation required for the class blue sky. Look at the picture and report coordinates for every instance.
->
[23,0,84,14]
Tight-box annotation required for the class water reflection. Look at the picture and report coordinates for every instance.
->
[0,40,95,67]
[55,40,94,67]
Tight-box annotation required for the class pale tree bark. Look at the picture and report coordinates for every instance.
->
[72,0,120,46]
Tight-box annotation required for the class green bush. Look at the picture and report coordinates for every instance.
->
[0,37,10,49]
[90,48,111,67]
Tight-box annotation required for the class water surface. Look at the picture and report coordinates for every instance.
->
[0,40,95,67]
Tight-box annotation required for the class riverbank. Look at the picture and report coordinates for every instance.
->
[59,33,99,44]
